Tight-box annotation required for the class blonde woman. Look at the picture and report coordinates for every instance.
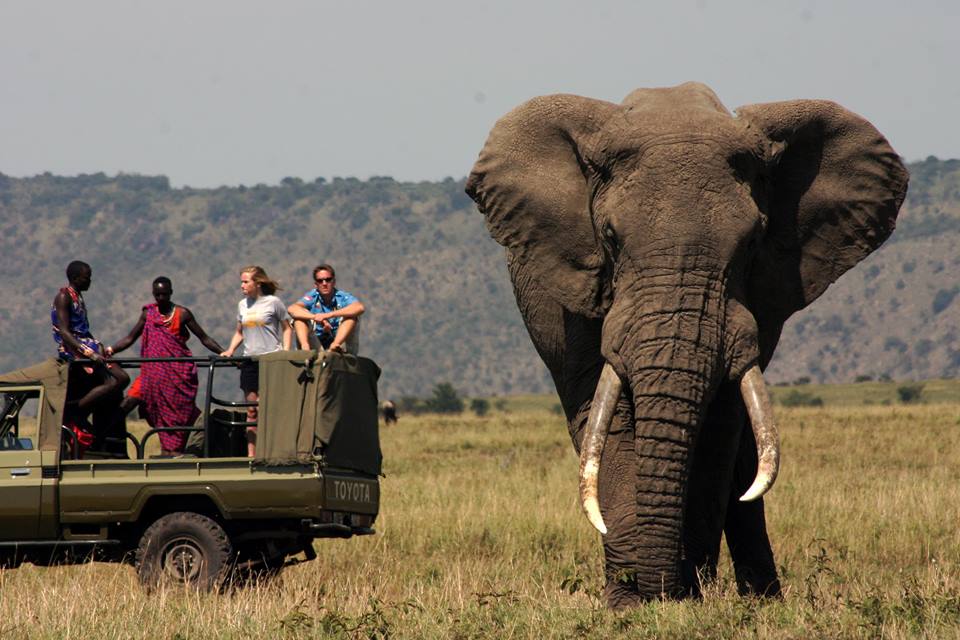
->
[221,266,292,456]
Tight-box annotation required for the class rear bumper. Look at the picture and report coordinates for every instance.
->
[301,517,376,539]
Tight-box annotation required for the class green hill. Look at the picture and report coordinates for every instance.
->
[1,158,958,398]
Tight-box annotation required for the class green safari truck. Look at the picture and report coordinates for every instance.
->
[0,351,382,590]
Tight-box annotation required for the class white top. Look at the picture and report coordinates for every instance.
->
[236,295,290,355]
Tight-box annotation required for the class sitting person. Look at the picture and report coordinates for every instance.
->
[52,260,130,456]
[287,264,365,353]
[108,277,225,456]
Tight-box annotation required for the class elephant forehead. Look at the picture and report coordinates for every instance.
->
[593,111,749,165]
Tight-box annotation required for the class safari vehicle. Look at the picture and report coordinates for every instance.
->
[0,350,382,590]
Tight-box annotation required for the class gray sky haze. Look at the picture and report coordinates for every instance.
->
[1,0,956,187]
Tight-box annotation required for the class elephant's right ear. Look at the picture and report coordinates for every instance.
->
[466,95,617,318]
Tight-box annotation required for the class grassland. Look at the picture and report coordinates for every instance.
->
[496,378,960,412]
[3,400,960,638]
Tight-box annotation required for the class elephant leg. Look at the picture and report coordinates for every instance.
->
[724,424,782,597]
[681,382,745,596]
[508,257,643,607]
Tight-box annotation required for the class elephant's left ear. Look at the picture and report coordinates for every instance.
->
[737,100,909,331]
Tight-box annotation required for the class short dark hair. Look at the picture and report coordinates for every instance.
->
[66,261,91,281]
[153,276,172,289]
[313,264,336,280]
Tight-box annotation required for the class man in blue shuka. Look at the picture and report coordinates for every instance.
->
[288,264,365,353]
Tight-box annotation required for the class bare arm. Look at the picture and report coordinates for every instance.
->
[54,291,102,362]
[287,300,315,321]
[221,322,244,357]
[181,307,225,354]
[107,309,147,355]
[282,321,292,351]
[314,300,366,323]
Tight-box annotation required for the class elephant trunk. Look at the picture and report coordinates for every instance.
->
[578,363,780,534]
[627,357,715,597]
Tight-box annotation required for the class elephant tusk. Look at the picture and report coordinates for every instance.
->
[739,365,781,502]
[579,362,622,535]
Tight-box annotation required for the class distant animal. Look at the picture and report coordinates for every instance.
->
[382,400,397,425]
[466,82,908,608]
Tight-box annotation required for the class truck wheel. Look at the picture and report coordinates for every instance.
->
[136,512,232,591]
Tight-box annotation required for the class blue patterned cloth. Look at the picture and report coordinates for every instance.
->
[298,288,359,349]
[51,286,101,361]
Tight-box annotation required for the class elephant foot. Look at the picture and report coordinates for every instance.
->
[734,568,782,599]
[604,573,699,608]
[604,578,646,610]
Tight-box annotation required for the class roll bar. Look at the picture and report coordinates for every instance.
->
[66,356,259,460]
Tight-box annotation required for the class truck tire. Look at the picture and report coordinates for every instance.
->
[136,512,232,591]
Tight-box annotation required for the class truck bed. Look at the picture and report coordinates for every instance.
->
[58,458,379,524]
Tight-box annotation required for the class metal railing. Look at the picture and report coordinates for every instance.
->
[67,356,258,460]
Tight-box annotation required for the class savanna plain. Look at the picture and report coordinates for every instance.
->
[2,382,960,639]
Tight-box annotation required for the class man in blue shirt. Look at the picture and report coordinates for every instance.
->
[288,264,366,353]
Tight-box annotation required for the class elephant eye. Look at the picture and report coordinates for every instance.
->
[602,224,619,257]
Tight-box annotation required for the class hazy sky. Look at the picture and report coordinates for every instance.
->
[1,0,956,187]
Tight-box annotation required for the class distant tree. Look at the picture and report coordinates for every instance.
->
[398,396,424,415]
[884,337,908,353]
[854,375,873,383]
[896,383,924,404]
[551,403,564,416]
[879,373,893,382]
[493,399,507,412]
[780,390,824,407]
[932,287,959,315]
[792,376,811,386]
[470,398,490,417]
[915,339,934,358]
[425,383,464,414]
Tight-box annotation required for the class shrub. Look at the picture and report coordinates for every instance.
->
[896,383,924,404]
[780,390,824,407]
[398,396,425,415]
[425,383,464,414]
[470,398,490,417]
[792,376,811,386]
[854,375,873,383]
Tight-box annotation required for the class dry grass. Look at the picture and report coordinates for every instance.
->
[3,403,960,638]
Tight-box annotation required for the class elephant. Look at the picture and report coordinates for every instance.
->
[465,82,908,608]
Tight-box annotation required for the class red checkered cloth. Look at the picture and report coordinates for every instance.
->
[134,304,201,452]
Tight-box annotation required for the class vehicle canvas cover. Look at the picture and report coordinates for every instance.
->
[255,350,382,475]
[0,358,68,456]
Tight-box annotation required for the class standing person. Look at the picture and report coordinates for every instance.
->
[220,266,292,457]
[287,264,365,353]
[382,400,397,426]
[52,260,129,456]
[107,277,225,456]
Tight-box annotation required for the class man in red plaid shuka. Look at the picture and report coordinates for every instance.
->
[108,277,224,455]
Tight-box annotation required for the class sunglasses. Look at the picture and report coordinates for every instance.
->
[315,277,334,284]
